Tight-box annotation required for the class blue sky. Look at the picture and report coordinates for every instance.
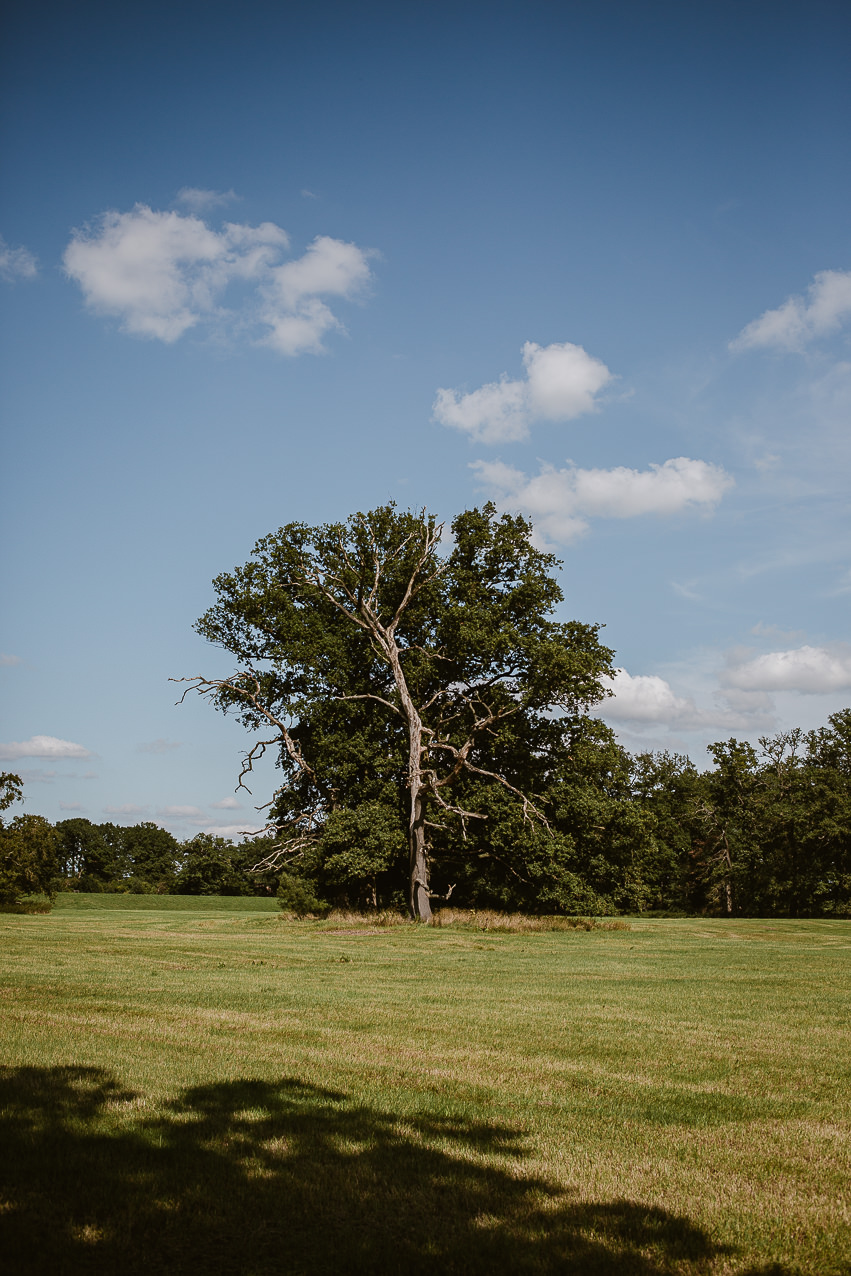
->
[2,0,850,837]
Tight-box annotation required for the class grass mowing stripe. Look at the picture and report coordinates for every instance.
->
[0,908,848,1274]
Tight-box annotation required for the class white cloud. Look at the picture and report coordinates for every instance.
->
[210,796,243,809]
[434,377,528,443]
[0,653,21,666]
[157,804,205,818]
[434,340,613,443]
[176,187,239,212]
[0,734,93,761]
[137,738,181,754]
[59,802,86,812]
[103,804,148,816]
[600,669,702,726]
[63,204,375,355]
[731,269,851,352]
[261,235,375,355]
[722,644,851,694]
[0,233,38,282]
[473,455,733,543]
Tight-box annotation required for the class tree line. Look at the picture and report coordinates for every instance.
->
[2,503,849,916]
[1,711,849,917]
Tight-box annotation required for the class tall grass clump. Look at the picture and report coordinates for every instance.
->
[429,909,630,933]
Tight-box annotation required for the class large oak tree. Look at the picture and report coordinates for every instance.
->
[182,504,614,918]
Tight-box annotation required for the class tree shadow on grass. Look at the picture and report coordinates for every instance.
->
[0,1066,787,1275]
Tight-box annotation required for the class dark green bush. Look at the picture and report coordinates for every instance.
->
[277,872,330,917]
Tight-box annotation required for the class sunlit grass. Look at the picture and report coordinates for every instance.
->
[1,901,848,1273]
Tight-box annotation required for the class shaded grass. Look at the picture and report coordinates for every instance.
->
[0,907,848,1274]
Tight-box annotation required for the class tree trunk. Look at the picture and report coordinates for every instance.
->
[384,635,433,921]
[409,788,432,921]
[721,831,733,916]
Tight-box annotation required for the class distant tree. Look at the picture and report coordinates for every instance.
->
[56,819,123,890]
[175,833,254,895]
[630,751,709,913]
[121,822,179,890]
[181,504,614,918]
[0,777,60,904]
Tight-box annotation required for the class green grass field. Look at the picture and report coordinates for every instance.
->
[1,898,848,1274]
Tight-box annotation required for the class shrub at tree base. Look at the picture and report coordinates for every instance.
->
[277,871,331,918]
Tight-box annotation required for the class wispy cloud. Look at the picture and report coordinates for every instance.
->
[59,802,86,812]
[731,269,851,352]
[473,456,733,543]
[434,341,613,443]
[0,734,93,761]
[210,796,243,810]
[157,804,205,818]
[0,653,21,666]
[176,187,239,212]
[103,804,148,817]
[63,203,376,355]
[0,233,38,282]
[137,738,181,754]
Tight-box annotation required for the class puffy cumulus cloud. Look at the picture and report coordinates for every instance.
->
[0,233,38,282]
[63,204,375,354]
[0,734,93,761]
[722,644,851,694]
[600,669,701,726]
[210,796,243,810]
[731,269,851,352]
[176,187,239,212]
[472,456,733,543]
[261,236,376,355]
[434,378,528,443]
[434,341,613,443]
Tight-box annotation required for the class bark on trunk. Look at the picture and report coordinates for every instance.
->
[384,635,433,921]
[407,736,432,920]
[409,790,432,921]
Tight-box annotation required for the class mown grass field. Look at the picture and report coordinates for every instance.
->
[1,898,848,1274]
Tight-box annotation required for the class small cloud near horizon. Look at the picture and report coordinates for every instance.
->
[137,738,181,754]
[0,653,21,666]
[0,734,93,761]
